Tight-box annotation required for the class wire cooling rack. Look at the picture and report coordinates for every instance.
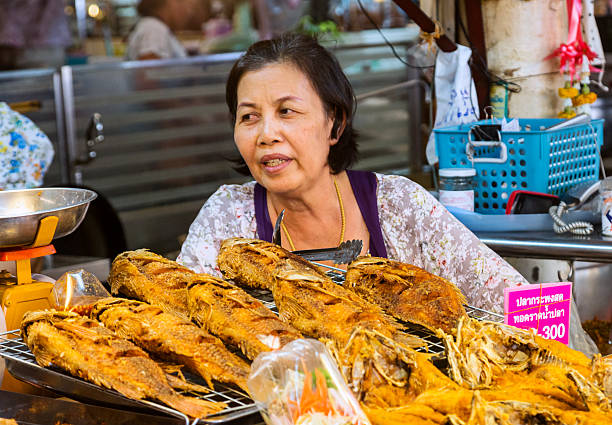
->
[0,329,258,425]
[0,266,503,423]
[248,266,504,355]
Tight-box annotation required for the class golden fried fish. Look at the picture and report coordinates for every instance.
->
[90,298,251,393]
[217,238,325,289]
[21,310,224,418]
[108,249,195,320]
[326,327,455,407]
[273,259,424,349]
[440,316,594,390]
[367,392,612,425]
[592,354,612,398]
[187,274,302,360]
[345,257,467,334]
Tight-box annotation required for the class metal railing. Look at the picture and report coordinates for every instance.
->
[0,28,424,253]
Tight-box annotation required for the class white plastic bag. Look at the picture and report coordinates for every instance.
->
[248,339,370,425]
[426,44,480,165]
[0,102,54,190]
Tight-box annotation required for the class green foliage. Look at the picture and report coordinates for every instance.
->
[296,15,341,39]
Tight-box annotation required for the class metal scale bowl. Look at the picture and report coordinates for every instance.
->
[0,188,97,331]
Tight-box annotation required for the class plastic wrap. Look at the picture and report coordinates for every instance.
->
[248,339,370,425]
[48,269,110,314]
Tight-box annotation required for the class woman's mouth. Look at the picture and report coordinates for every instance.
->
[264,158,287,167]
[261,155,292,172]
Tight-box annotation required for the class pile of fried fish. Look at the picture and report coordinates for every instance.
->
[21,237,612,424]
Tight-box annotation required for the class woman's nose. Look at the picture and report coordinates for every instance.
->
[257,117,281,145]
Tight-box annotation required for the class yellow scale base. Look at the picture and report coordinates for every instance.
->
[1,216,57,394]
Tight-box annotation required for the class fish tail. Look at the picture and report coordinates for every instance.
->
[192,365,215,390]
[160,394,225,418]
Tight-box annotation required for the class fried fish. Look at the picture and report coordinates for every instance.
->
[90,298,251,393]
[21,310,224,418]
[325,327,456,407]
[217,238,325,289]
[439,316,594,390]
[592,354,612,399]
[345,257,467,334]
[273,258,424,349]
[108,249,195,320]
[187,274,302,360]
[270,258,442,407]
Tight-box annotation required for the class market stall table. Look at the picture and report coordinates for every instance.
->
[476,229,612,324]
[476,229,612,263]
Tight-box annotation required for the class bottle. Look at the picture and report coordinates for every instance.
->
[439,168,476,211]
[600,177,612,236]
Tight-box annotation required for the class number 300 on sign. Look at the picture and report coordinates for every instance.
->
[541,324,566,340]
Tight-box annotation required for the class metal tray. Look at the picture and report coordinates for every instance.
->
[0,330,259,425]
[0,389,185,425]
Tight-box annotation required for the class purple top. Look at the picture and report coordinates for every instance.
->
[254,170,388,257]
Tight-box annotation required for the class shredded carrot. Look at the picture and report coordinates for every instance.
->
[292,367,337,422]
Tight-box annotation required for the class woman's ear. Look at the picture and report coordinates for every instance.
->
[330,110,347,144]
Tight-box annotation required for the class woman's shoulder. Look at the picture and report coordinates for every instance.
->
[373,172,439,217]
[207,180,256,205]
[374,172,429,195]
[347,170,418,191]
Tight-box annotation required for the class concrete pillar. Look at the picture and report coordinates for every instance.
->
[482,0,568,118]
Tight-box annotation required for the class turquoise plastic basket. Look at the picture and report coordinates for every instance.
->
[434,118,604,214]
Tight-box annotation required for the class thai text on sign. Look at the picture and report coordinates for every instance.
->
[504,282,572,345]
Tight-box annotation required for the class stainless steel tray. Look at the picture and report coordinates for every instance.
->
[0,330,259,425]
[0,389,185,425]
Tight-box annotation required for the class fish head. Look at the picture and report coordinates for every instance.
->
[349,257,389,268]
[21,309,81,338]
[274,261,328,284]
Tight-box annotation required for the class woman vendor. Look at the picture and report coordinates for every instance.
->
[177,34,600,354]
[177,32,529,315]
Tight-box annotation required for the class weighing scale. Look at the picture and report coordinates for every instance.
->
[0,188,97,331]
[0,188,96,393]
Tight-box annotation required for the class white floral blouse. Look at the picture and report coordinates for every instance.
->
[178,173,528,313]
[0,102,54,190]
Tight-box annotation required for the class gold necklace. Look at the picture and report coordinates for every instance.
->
[281,176,345,251]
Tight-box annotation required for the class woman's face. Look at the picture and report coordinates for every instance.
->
[234,62,336,196]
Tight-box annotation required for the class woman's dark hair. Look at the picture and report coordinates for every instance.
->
[137,0,166,17]
[226,33,358,175]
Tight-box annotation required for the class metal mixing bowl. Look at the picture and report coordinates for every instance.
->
[0,188,97,248]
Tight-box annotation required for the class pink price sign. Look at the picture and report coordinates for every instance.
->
[504,282,572,345]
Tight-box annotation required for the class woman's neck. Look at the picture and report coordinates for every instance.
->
[266,171,347,250]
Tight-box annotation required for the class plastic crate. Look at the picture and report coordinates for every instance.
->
[434,118,604,214]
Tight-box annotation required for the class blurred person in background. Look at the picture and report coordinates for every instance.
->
[253,0,309,40]
[0,0,71,70]
[126,0,200,60]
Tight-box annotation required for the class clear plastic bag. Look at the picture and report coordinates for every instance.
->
[248,339,370,425]
[48,269,110,314]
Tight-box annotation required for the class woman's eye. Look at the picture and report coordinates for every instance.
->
[279,108,293,115]
[240,113,254,122]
